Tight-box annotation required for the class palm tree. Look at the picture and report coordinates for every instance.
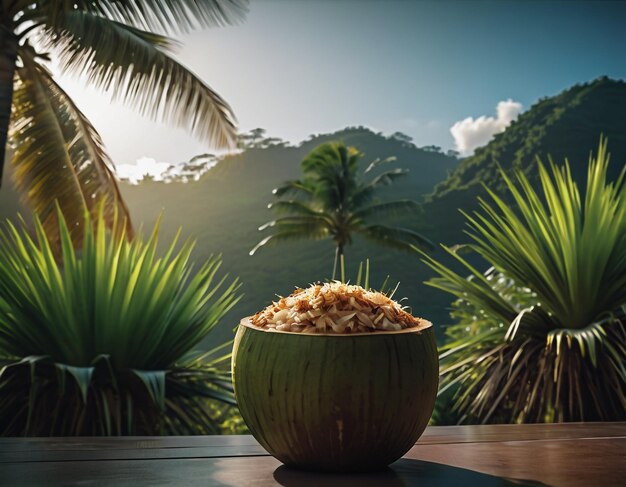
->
[251,141,433,279]
[0,0,246,242]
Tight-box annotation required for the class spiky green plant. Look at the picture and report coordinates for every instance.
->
[251,141,433,279]
[0,208,241,435]
[422,139,626,423]
[335,256,398,300]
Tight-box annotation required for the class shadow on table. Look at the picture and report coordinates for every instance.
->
[274,458,547,487]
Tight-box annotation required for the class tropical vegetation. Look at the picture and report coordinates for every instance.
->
[0,208,241,435]
[251,140,434,279]
[0,0,246,243]
[0,126,457,378]
[422,139,626,423]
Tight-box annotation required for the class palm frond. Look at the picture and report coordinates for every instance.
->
[10,55,130,243]
[0,31,16,188]
[301,142,360,179]
[267,200,324,217]
[420,248,524,328]
[39,0,248,33]
[368,168,409,188]
[250,225,329,256]
[301,141,361,210]
[45,10,237,149]
[351,200,421,220]
[100,0,249,32]
[349,184,375,209]
[364,156,397,173]
[358,224,434,252]
[272,180,315,199]
[257,215,332,232]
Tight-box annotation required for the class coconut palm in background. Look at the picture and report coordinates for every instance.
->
[251,141,433,279]
[422,139,626,423]
[0,0,247,242]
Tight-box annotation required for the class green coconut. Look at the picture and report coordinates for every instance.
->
[232,316,438,472]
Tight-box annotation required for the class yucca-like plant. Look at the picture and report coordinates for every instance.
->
[0,209,241,435]
[422,139,626,423]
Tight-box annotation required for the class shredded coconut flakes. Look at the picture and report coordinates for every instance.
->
[250,282,424,334]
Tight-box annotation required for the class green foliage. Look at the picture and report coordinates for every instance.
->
[0,209,241,435]
[422,140,626,423]
[203,397,249,434]
[252,141,433,279]
[337,257,399,299]
[11,58,132,244]
[1,126,459,348]
[3,0,245,243]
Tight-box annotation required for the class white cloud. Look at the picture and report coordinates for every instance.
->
[115,157,171,184]
[450,99,523,156]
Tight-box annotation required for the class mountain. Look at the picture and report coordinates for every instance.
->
[423,76,626,252]
[430,76,626,201]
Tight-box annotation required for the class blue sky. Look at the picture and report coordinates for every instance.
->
[55,0,626,176]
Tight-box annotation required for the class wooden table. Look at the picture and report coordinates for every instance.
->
[1,423,624,486]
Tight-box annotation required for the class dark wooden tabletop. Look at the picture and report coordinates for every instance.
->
[1,423,624,486]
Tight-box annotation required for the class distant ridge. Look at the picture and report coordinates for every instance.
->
[429,76,626,201]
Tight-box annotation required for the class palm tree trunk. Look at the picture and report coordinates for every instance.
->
[332,243,344,281]
[0,27,17,187]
